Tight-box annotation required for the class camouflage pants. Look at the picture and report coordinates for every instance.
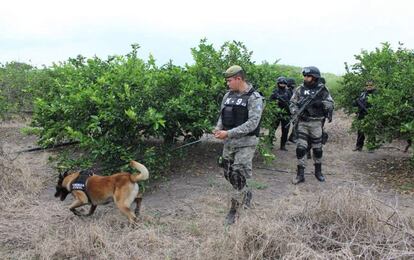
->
[222,144,256,202]
[296,119,323,167]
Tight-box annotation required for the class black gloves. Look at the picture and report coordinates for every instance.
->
[312,100,324,108]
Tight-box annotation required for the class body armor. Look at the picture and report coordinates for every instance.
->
[221,89,261,136]
[299,84,327,118]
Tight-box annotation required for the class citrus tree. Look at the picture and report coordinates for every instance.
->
[337,43,414,155]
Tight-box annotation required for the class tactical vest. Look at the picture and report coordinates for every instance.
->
[70,170,93,202]
[272,87,292,110]
[299,84,326,118]
[221,88,261,136]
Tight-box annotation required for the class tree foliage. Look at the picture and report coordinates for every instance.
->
[337,43,414,154]
[1,39,341,177]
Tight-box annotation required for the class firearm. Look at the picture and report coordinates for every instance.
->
[285,86,327,129]
[325,109,333,123]
[270,92,290,108]
[356,98,368,113]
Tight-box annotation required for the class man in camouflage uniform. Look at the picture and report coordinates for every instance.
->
[213,65,264,225]
[289,66,334,184]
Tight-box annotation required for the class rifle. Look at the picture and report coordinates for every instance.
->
[285,86,326,129]
[356,98,368,113]
[270,91,290,109]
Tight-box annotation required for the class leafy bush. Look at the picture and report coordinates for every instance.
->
[4,39,341,177]
[0,62,35,117]
[337,43,414,156]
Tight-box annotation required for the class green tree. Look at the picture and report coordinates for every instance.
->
[337,43,414,155]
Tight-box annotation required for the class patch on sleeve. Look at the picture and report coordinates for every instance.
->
[253,92,262,98]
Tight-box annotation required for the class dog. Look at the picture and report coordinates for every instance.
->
[55,160,149,223]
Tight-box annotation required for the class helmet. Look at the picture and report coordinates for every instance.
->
[286,78,296,87]
[276,76,288,84]
[302,66,321,78]
[224,65,244,78]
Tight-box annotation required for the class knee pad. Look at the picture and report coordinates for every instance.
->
[313,147,323,159]
[229,170,246,190]
[296,146,307,159]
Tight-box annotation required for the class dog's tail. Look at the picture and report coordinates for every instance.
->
[129,160,149,182]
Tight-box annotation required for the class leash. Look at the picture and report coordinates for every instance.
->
[256,166,291,174]
[256,166,313,175]
[90,139,203,173]
[13,141,80,154]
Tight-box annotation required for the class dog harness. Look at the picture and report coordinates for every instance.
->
[70,170,93,202]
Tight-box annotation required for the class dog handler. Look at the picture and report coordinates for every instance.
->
[213,65,264,225]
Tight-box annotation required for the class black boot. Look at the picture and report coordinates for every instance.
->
[292,165,305,184]
[352,146,362,151]
[314,163,325,182]
[225,199,240,225]
[280,145,288,151]
[242,190,252,208]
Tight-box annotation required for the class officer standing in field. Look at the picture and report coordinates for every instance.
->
[352,80,376,151]
[213,65,264,225]
[289,66,334,184]
[286,78,298,143]
[268,76,292,151]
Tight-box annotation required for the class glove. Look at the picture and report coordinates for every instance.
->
[312,101,324,108]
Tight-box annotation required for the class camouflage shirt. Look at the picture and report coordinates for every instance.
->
[216,84,264,147]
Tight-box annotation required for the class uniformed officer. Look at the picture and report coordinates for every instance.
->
[213,65,264,225]
[352,80,376,151]
[289,66,334,184]
[286,78,298,143]
[268,76,292,150]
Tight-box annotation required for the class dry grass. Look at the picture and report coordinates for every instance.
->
[203,189,414,260]
[1,144,414,259]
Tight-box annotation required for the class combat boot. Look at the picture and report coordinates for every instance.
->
[292,165,305,184]
[225,198,240,225]
[242,190,252,208]
[314,163,325,182]
[352,146,362,151]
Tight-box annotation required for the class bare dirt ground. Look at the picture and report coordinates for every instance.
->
[1,111,413,259]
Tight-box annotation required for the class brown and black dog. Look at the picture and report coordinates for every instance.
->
[55,160,149,223]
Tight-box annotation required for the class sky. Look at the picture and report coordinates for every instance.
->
[1,0,413,75]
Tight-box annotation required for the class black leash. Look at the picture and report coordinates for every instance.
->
[90,139,203,173]
[256,166,291,174]
[13,141,80,154]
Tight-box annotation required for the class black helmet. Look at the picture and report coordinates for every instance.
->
[276,76,288,84]
[286,78,296,87]
[302,66,321,79]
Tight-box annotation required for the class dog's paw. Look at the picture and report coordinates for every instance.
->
[70,209,82,216]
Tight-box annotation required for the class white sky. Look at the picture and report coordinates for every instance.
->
[1,0,413,74]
